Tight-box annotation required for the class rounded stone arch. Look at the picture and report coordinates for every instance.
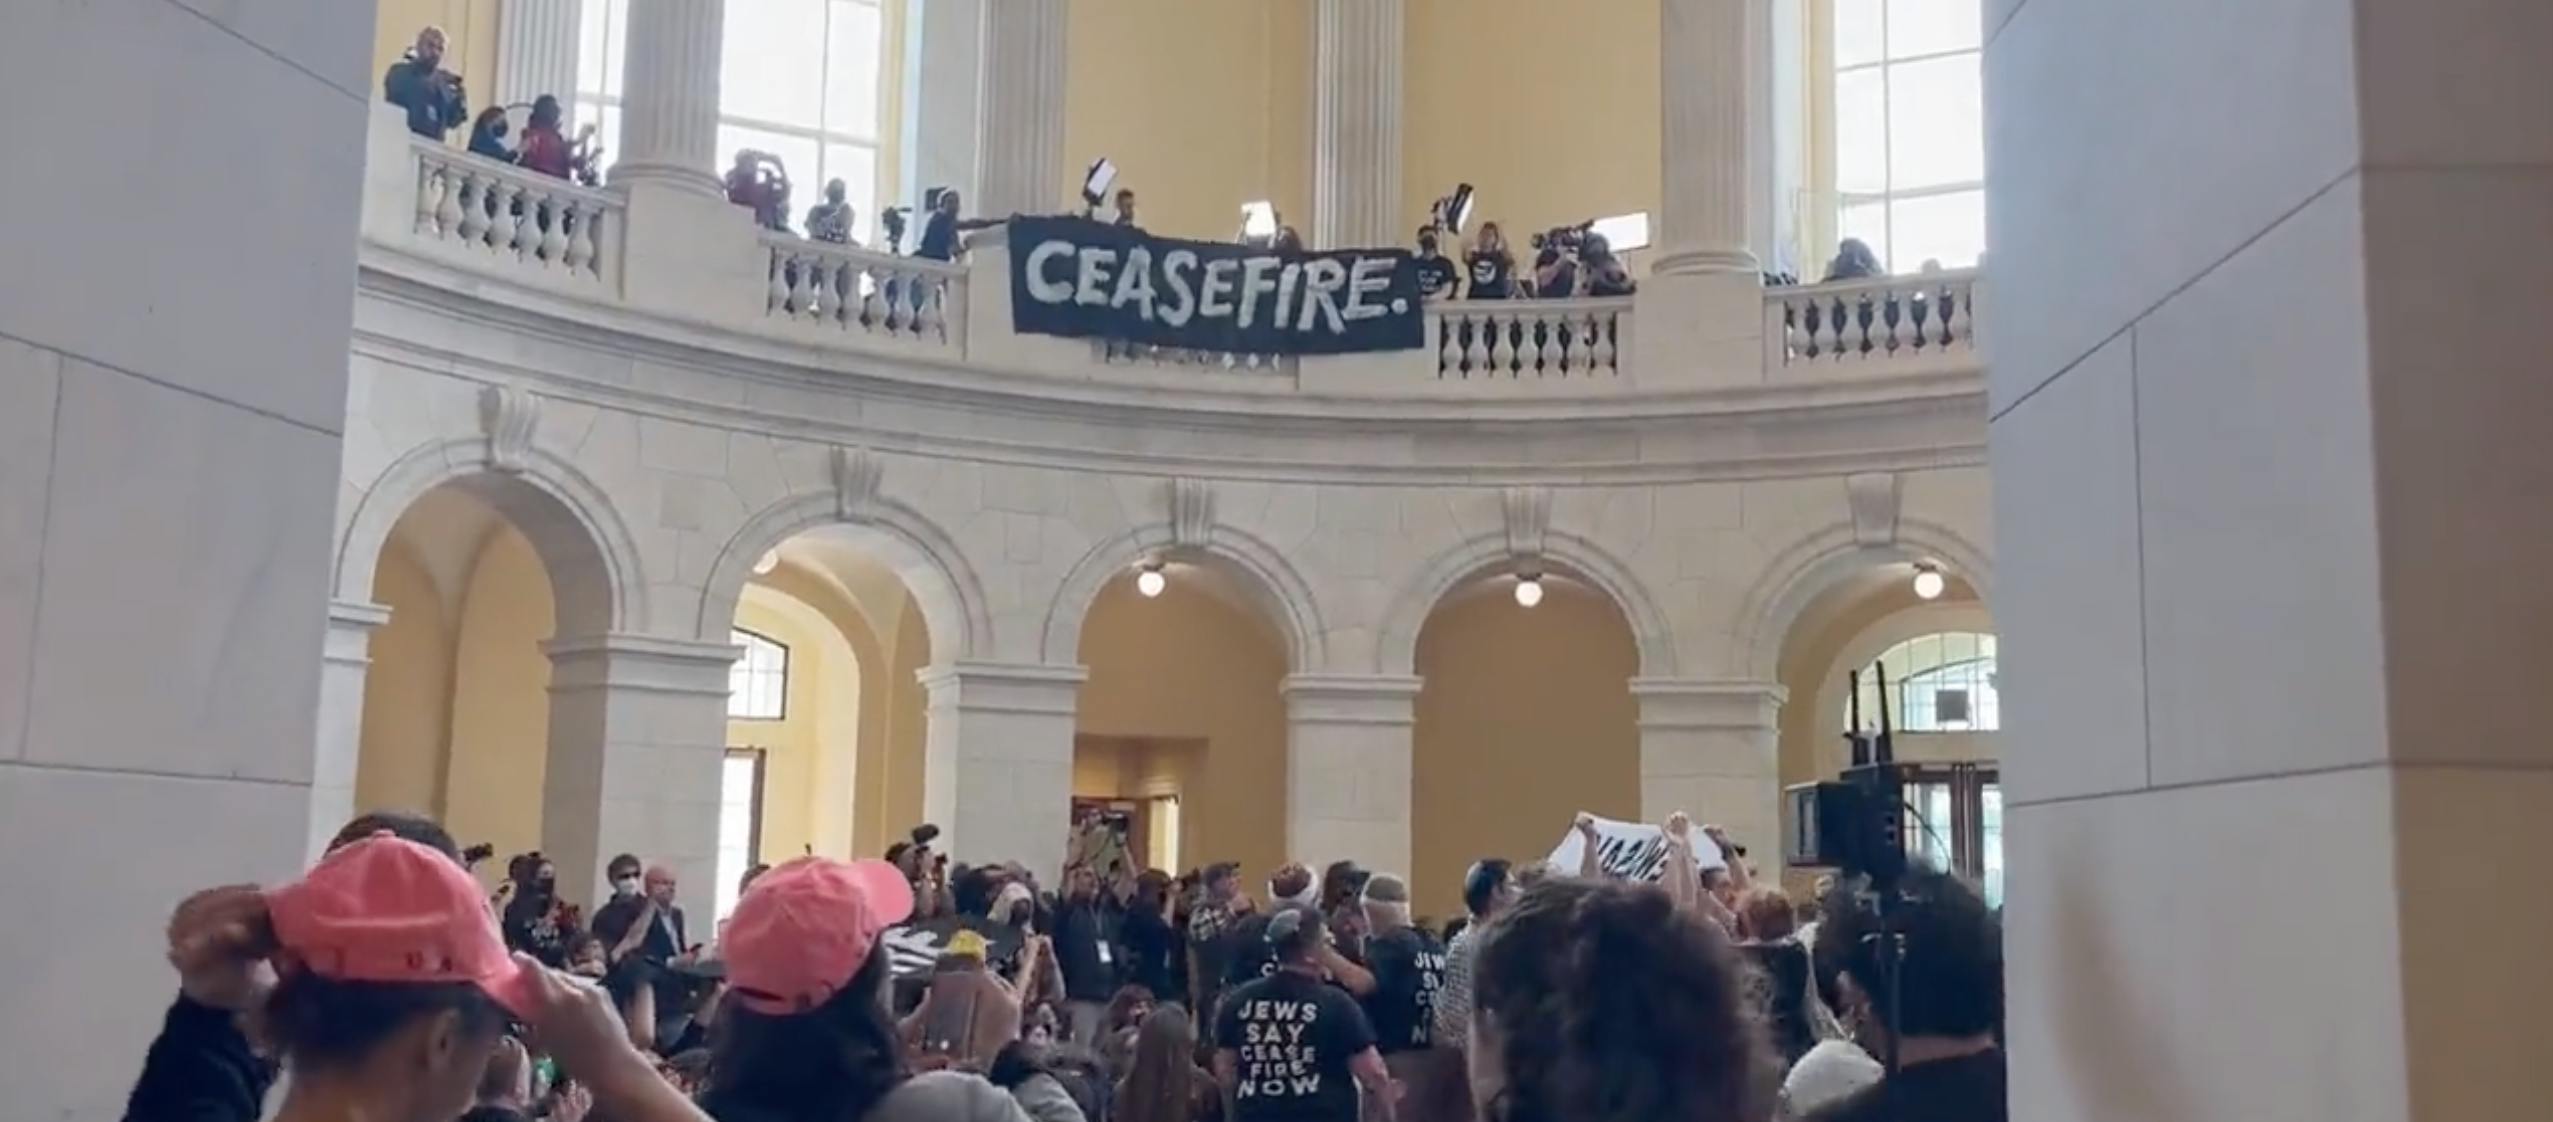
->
[697,492,995,662]
[1040,524,1329,672]
[336,438,647,636]
[1376,532,1679,677]
[1733,518,1995,682]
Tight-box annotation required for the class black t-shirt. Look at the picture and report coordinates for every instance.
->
[1416,253,1458,299]
[1216,969,1376,1122]
[917,210,960,260]
[1222,913,1281,989]
[1465,250,1513,298]
[1807,1049,2007,1122]
[1359,926,1445,1054]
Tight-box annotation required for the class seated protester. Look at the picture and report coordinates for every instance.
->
[467,107,514,162]
[1469,878,1779,1122]
[500,852,580,968]
[593,860,695,1052]
[1357,875,1460,1122]
[515,96,575,181]
[156,831,713,1122]
[1213,907,1394,1122]
[1414,227,1460,301]
[1116,1006,1223,1122]
[384,27,468,140]
[987,1041,1090,1122]
[702,856,1035,1122]
[122,810,460,1122]
[1804,871,2005,1122]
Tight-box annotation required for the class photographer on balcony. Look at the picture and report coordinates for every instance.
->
[1579,232,1637,297]
[806,178,859,246]
[724,149,794,233]
[383,26,468,141]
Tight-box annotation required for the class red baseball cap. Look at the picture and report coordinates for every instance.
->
[265,832,536,1019]
[724,857,913,1014]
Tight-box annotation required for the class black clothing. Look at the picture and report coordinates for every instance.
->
[1415,253,1459,299]
[1463,250,1514,299]
[917,210,961,261]
[1120,905,1180,1001]
[468,125,513,163]
[502,893,578,968]
[1216,970,1376,1122]
[1052,899,1115,1002]
[1359,926,1445,1055]
[592,896,687,965]
[119,996,275,1122]
[383,55,468,140]
[1221,913,1281,990]
[1585,262,1636,297]
[1808,1049,2007,1122]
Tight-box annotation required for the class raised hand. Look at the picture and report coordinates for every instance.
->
[166,885,278,1011]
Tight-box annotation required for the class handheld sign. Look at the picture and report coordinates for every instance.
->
[1546,813,1726,882]
[1008,216,1427,356]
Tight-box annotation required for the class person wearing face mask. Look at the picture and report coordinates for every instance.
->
[500,853,582,968]
[467,107,513,162]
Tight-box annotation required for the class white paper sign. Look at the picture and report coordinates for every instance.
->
[1545,813,1726,882]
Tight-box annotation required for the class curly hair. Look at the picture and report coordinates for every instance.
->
[1471,877,1778,1122]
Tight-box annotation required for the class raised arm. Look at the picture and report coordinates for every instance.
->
[1574,813,1604,879]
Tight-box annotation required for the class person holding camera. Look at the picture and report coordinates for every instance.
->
[807,178,859,245]
[516,96,576,181]
[1580,233,1637,297]
[384,27,469,141]
[724,149,794,233]
[1464,222,1518,300]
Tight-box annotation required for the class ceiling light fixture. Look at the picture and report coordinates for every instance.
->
[1514,574,1545,608]
[752,549,780,576]
[1135,563,1167,599]
[1912,562,1945,601]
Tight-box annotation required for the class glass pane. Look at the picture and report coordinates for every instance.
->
[576,0,609,97]
[1833,0,1885,69]
[1981,785,2003,908]
[1886,53,1984,191]
[822,0,884,140]
[1839,199,1891,271]
[1835,67,1888,196]
[1887,0,1983,59]
[818,142,880,240]
[590,0,631,98]
[715,755,757,920]
[722,0,827,128]
[1890,189,1986,269]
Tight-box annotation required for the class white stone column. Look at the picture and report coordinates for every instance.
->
[307,600,392,860]
[496,0,584,108]
[972,0,1066,218]
[1312,0,1404,249]
[612,0,724,196]
[543,634,738,918]
[1654,0,1758,276]
[1283,675,1423,878]
[1632,680,1785,874]
[919,662,1086,883]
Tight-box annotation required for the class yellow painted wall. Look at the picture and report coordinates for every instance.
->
[373,0,500,106]
[1076,575,1290,881]
[1413,583,1641,918]
[729,588,864,863]
[357,540,454,815]
[441,525,554,871]
[1062,0,1312,240]
[1403,0,1662,255]
[879,595,932,847]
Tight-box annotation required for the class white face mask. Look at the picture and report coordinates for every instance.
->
[614,876,641,897]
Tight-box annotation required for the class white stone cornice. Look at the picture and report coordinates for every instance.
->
[544,633,740,695]
[323,600,394,667]
[918,661,1088,716]
[1629,679,1788,731]
[1282,674,1426,725]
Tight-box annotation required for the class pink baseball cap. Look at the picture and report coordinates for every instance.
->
[724,857,914,1014]
[264,832,536,1019]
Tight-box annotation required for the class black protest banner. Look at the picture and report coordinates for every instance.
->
[1008,216,1427,355]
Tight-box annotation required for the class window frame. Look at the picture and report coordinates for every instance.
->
[1845,630,2000,734]
[1809,0,1987,273]
[729,627,791,721]
[715,747,768,921]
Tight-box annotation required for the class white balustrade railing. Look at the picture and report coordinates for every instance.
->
[409,142,618,285]
[1766,270,1978,368]
[761,235,966,347]
[1427,298,1633,380]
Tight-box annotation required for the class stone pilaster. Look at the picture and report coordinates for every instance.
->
[308,600,392,859]
[542,633,738,915]
[972,0,1067,218]
[919,661,1086,883]
[1631,679,1786,873]
[1283,674,1424,878]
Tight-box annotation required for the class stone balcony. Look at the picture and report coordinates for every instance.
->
[358,107,1981,406]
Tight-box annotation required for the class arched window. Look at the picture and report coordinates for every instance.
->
[1845,631,1998,732]
[1826,0,1985,271]
[729,628,789,719]
[576,0,886,241]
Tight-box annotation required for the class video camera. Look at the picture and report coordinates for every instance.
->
[1531,222,1593,255]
